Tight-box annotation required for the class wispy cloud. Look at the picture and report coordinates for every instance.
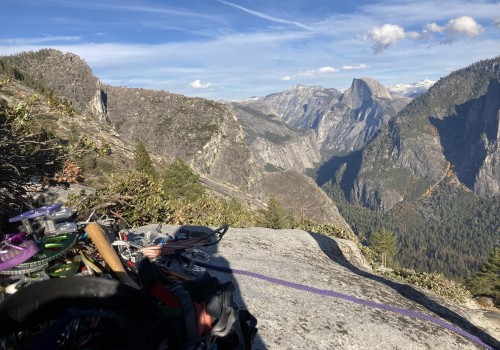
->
[0,36,81,45]
[216,0,314,30]
[298,66,338,76]
[495,17,500,28]
[342,64,369,70]
[47,1,218,21]
[281,76,291,81]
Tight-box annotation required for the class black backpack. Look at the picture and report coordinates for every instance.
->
[0,260,257,350]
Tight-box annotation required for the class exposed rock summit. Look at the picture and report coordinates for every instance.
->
[161,225,499,350]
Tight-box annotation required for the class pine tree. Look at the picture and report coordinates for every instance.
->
[369,228,398,267]
[162,158,204,202]
[466,246,500,306]
[264,194,288,229]
[134,142,157,178]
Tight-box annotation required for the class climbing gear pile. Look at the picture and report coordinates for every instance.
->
[0,204,257,349]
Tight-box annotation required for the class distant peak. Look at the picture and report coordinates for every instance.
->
[387,79,435,97]
[293,84,325,90]
[342,77,392,108]
[355,77,391,97]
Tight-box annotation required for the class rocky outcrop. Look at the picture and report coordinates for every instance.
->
[87,81,110,123]
[0,49,99,115]
[186,226,499,350]
[341,77,392,109]
[475,150,500,197]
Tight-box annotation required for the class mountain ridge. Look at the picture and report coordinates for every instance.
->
[342,56,500,210]
[2,49,498,279]
[0,48,351,229]
[236,77,411,156]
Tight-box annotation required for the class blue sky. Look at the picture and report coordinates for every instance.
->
[1,0,499,100]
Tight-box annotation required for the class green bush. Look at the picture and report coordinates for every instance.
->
[105,172,174,226]
[172,195,255,227]
[162,158,204,202]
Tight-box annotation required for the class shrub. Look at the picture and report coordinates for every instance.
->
[162,158,204,202]
[387,268,471,303]
[171,195,254,227]
[0,99,65,219]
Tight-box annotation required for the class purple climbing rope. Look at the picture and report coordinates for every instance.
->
[199,262,495,350]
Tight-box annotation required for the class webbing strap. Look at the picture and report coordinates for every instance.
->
[147,282,182,309]
[171,284,199,347]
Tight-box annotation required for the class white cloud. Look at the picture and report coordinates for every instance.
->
[342,63,368,70]
[281,76,291,81]
[298,66,338,76]
[426,16,483,43]
[494,17,500,28]
[425,22,444,33]
[445,16,483,36]
[318,66,337,74]
[189,79,212,89]
[367,16,484,53]
[366,24,409,53]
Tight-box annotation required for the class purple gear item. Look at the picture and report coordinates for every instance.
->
[0,240,39,272]
[8,204,62,223]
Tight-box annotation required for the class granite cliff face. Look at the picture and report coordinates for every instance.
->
[242,79,410,155]
[255,85,343,129]
[333,57,500,210]
[227,102,321,173]
[101,85,261,190]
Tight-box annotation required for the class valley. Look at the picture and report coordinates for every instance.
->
[0,49,498,281]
